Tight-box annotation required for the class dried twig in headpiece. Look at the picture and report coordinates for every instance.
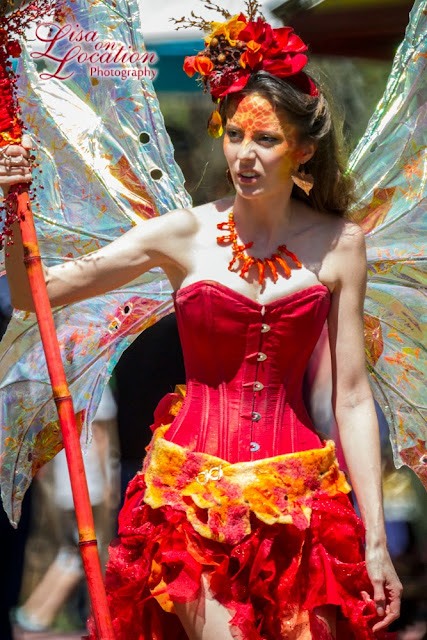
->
[202,0,232,19]
[172,12,211,32]
[171,0,263,32]
[244,0,264,21]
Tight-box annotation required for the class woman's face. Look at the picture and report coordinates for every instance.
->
[223,93,305,199]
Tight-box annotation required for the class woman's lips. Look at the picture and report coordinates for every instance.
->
[236,171,260,184]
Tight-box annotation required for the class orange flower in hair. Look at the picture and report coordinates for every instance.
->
[240,40,263,69]
[194,55,214,76]
[205,13,247,47]
[183,55,198,78]
[184,55,214,77]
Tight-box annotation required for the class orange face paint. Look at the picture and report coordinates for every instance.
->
[224,94,301,181]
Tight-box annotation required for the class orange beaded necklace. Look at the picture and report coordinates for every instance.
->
[217,211,302,285]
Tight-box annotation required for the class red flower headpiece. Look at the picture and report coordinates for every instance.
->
[183,13,318,136]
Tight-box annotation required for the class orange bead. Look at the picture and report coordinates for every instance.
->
[279,245,302,268]
[229,257,237,269]
[256,259,265,285]
[275,255,291,278]
[240,256,255,277]
[265,258,278,282]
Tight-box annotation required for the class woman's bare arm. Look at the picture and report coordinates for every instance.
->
[328,223,402,632]
[5,207,197,311]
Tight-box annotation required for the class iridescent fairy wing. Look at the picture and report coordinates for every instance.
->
[0,0,191,525]
[348,0,426,487]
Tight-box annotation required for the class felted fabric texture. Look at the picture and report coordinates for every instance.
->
[143,423,351,545]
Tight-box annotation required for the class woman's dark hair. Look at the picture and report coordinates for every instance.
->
[220,72,355,217]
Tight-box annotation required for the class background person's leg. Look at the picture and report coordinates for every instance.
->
[15,546,83,631]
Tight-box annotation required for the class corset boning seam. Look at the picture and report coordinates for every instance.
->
[237,317,250,460]
[198,290,211,452]
[219,380,226,460]
[214,290,227,460]
[274,384,287,455]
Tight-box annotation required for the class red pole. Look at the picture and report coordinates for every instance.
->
[16,188,115,639]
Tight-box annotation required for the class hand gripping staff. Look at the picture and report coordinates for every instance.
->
[0,3,115,638]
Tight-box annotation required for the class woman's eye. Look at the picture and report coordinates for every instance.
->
[226,130,240,140]
[259,135,278,144]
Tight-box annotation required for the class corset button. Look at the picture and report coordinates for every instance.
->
[253,381,264,391]
[252,411,261,422]
[250,442,260,452]
[261,323,271,333]
[257,352,267,362]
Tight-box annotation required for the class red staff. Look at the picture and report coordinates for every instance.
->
[0,2,114,638]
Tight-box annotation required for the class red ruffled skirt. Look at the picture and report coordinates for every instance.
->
[87,415,396,639]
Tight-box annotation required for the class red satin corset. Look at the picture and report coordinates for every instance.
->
[165,280,331,463]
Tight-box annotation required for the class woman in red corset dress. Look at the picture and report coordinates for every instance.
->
[2,15,402,640]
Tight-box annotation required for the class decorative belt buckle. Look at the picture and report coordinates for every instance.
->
[196,465,224,485]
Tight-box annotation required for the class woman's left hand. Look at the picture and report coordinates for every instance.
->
[364,544,402,633]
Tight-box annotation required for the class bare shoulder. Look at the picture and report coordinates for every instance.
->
[334,218,365,251]
[334,218,366,260]
[135,206,200,258]
[297,202,366,291]
[153,206,199,236]
[144,197,231,249]
[294,199,350,234]
[333,219,366,270]
[307,205,364,250]
[325,217,367,291]
[174,196,233,235]
[158,198,227,230]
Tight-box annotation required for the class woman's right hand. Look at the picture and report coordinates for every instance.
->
[0,134,33,194]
